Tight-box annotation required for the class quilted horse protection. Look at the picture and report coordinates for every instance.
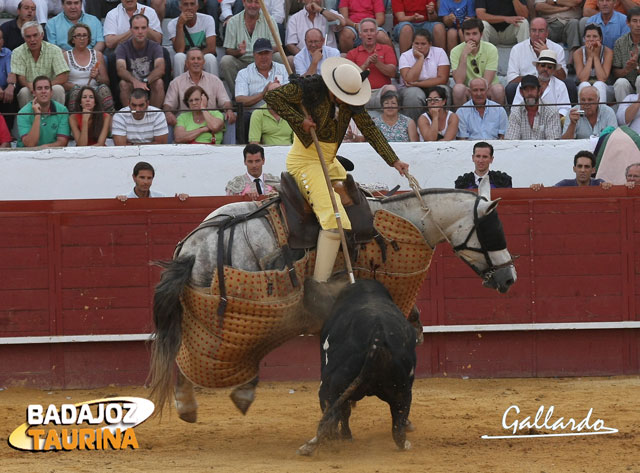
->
[176,203,433,389]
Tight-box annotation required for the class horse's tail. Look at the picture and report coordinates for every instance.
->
[148,254,196,416]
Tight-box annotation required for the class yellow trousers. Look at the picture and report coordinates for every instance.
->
[286,136,352,230]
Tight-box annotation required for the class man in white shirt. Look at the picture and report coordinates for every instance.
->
[286,0,345,53]
[167,0,218,78]
[235,38,289,108]
[506,17,570,104]
[112,88,169,145]
[225,143,279,198]
[512,49,571,118]
[616,91,640,133]
[294,28,341,76]
[1,0,60,26]
[534,0,581,51]
[104,0,163,49]
[235,38,288,142]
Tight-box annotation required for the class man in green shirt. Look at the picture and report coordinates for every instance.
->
[11,21,69,109]
[248,104,293,145]
[450,18,504,107]
[17,75,70,148]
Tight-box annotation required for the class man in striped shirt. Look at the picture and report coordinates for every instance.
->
[112,88,168,145]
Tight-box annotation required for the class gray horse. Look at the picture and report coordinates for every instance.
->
[149,178,517,421]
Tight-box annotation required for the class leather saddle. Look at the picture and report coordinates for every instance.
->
[279,172,375,249]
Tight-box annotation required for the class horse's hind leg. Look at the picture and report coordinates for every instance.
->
[408,305,424,346]
[175,370,198,423]
[230,376,259,415]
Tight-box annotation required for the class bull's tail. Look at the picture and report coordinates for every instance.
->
[318,323,389,435]
[148,255,196,416]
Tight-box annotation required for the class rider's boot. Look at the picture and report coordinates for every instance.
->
[313,229,341,282]
[304,230,348,331]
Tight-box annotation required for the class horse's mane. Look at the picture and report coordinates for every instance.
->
[378,188,478,204]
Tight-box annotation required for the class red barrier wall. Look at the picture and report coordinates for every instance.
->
[1,188,639,388]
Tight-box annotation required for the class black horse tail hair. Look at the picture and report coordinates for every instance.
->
[147,254,196,417]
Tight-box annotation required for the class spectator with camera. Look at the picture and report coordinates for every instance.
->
[562,85,617,139]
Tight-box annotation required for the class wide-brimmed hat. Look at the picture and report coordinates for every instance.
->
[532,49,561,69]
[321,57,371,106]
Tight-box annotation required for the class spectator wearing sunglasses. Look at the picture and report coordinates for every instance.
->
[511,49,570,118]
[450,18,504,107]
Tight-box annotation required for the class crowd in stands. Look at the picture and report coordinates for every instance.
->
[3,0,640,149]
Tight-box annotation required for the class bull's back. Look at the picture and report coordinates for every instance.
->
[320,281,417,395]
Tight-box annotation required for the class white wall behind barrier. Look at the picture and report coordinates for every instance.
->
[0,140,593,200]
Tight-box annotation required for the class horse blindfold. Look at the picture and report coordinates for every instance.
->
[476,210,507,252]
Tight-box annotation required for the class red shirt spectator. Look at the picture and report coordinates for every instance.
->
[347,43,397,89]
[391,0,436,25]
[339,0,385,25]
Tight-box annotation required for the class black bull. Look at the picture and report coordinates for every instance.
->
[298,280,418,455]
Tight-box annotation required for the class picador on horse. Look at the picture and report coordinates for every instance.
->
[264,57,409,285]
[148,57,517,424]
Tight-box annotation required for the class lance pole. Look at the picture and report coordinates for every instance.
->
[256,0,356,284]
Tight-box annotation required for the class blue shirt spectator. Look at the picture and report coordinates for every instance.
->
[586,11,629,50]
[457,77,507,139]
[0,46,10,88]
[438,0,476,23]
[46,8,105,51]
[457,98,508,139]
[294,45,341,76]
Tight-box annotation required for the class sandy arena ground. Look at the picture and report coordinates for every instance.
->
[1,376,639,473]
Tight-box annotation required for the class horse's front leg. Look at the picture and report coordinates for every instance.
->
[230,376,259,415]
[175,370,198,423]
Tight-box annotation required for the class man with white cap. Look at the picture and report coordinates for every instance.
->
[264,57,409,284]
[511,49,570,117]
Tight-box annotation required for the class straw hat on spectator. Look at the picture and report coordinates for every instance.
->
[532,50,561,70]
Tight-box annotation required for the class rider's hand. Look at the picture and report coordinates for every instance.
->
[393,160,409,176]
[302,116,317,133]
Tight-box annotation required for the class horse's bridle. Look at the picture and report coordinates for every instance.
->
[405,174,515,283]
[450,196,515,281]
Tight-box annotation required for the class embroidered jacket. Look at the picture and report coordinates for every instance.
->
[225,173,279,196]
[264,77,399,166]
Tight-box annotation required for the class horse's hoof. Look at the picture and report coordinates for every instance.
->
[178,409,197,423]
[402,440,412,451]
[405,420,416,432]
[230,387,255,415]
[296,443,316,456]
[175,400,198,423]
[297,437,318,456]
